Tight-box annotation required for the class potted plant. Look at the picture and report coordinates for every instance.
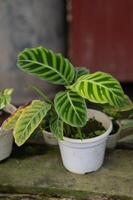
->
[102,103,133,149]
[2,47,133,174]
[0,88,16,161]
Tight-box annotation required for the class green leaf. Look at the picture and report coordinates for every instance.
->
[102,105,121,119]
[103,95,133,116]
[54,91,87,127]
[17,47,75,86]
[14,100,51,146]
[3,88,13,96]
[129,113,133,119]
[0,88,13,110]
[50,114,63,140]
[120,95,133,111]
[74,67,89,81]
[0,96,6,110]
[121,119,133,130]
[2,105,28,130]
[68,71,128,109]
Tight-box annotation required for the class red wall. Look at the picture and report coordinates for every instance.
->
[69,0,133,81]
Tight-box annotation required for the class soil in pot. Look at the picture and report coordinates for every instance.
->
[0,110,10,126]
[58,109,112,174]
[64,118,106,139]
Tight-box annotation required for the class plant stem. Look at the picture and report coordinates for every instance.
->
[30,85,53,104]
[77,128,83,140]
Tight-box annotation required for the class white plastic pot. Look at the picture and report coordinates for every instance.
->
[58,109,112,174]
[0,104,16,161]
[42,130,58,145]
[106,121,121,149]
[0,128,13,161]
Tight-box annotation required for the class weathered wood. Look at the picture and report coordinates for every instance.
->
[69,0,133,81]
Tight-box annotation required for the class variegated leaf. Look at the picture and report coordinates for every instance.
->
[17,47,75,86]
[14,100,51,146]
[74,67,89,81]
[103,95,133,117]
[68,71,128,108]
[54,91,87,127]
[2,105,27,130]
[50,114,63,140]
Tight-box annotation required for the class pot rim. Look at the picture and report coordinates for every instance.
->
[0,128,11,136]
[59,109,112,144]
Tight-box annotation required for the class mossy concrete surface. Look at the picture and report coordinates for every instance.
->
[0,144,132,200]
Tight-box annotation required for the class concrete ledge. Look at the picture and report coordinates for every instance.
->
[0,144,132,200]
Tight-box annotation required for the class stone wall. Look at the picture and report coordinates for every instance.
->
[0,0,66,104]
